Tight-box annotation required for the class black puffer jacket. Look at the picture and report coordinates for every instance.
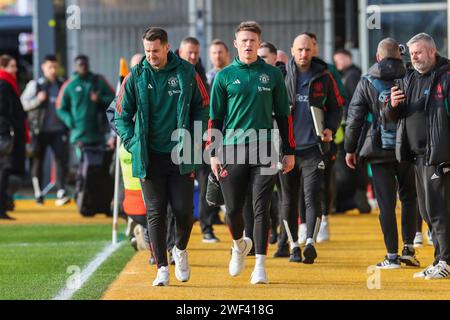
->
[385,55,450,165]
[342,65,362,97]
[345,58,406,164]
[0,80,26,173]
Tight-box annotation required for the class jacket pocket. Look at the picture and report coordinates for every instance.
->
[359,124,378,159]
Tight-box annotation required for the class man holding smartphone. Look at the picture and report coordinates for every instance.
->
[386,33,450,280]
[345,38,419,270]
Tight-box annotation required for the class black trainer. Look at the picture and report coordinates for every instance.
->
[376,255,400,269]
[273,245,290,258]
[202,232,220,243]
[400,246,420,267]
[0,212,15,220]
[289,247,303,263]
[303,244,317,264]
[36,196,44,206]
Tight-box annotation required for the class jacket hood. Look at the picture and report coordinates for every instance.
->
[287,56,328,78]
[310,56,329,73]
[432,54,450,75]
[143,51,182,72]
[232,56,266,68]
[367,58,406,80]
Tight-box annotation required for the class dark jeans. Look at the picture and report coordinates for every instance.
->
[415,156,450,264]
[140,153,194,268]
[279,147,324,245]
[371,161,417,254]
[31,131,69,193]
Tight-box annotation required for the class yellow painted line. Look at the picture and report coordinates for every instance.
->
[102,211,450,300]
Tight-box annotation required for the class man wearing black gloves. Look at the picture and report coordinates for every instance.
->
[278,33,343,265]
[345,38,419,270]
[386,33,450,280]
[209,21,295,284]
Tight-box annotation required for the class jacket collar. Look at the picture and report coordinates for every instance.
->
[231,56,265,68]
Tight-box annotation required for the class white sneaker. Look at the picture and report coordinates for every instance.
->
[425,261,450,280]
[55,189,70,207]
[317,220,330,243]
[298,223,307,245]
[426,229,433,246]
[152,266,169,286]
[250,267,268,285]
[229,237,252,277]
[134,224,149,251]
[413,264,436,279]
[172,247,190,282]
[413,232,423,248]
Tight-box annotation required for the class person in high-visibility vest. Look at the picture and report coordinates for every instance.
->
[119,143,151,257]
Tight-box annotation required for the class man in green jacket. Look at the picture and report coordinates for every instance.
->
[56,55,115,150]
[115,27,209,287]
[209,21,295,285]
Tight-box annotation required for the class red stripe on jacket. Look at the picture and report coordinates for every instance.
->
[56,79,72,109]
[116,73,132,116]
[287,115,296,149]
[205,119,214,150]
[195,73,210,107]
[325,71,345,107]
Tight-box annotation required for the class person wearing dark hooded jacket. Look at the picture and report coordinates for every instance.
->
[345,38,419,270]
[386,33,450,280]
[278,34,343,264]
[0,55,27,220]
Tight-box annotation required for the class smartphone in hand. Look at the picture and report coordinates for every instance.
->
[393,79,405,93]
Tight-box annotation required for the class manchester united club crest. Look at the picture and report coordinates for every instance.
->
[259,73,270,84]
[168,76,179,88]
[313,82,323,92]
